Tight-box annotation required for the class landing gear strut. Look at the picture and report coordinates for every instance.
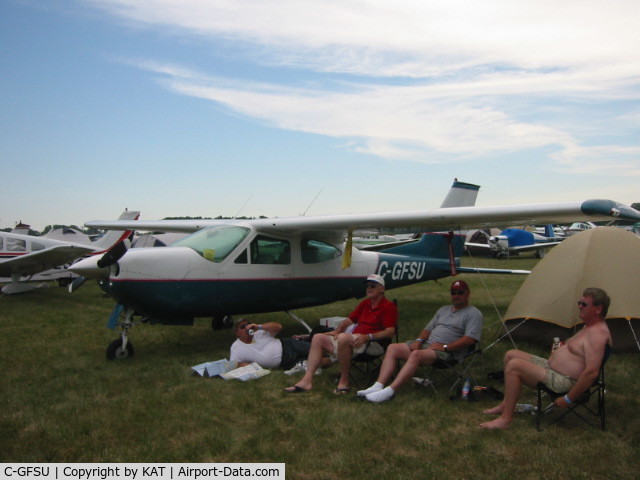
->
[106,306,136,360]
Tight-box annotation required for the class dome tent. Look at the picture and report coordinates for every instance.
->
[504,227,640,352]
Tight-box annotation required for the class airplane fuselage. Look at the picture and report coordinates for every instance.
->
[94,227,460,321]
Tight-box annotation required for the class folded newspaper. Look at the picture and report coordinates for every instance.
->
[191,359,270,381]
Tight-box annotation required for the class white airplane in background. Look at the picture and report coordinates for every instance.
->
[70,180,640,360]
[563,221,597,236]
[0,210,139,294]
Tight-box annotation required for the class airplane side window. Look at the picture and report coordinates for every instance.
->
[234,249,248,264]
[301,239,342,264]
[0,237,3,250]
[172,226,250,263]
[251,236,290,264]
[31,242,46,251]
[7,238,26,252]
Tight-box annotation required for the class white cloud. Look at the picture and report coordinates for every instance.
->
[91,0,640,173]
[90,0,640,74]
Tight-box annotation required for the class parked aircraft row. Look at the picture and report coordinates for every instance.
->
[0,210,139,294]
[66,180,640,360]
[3,181,638,359]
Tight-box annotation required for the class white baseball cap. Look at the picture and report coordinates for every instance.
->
[366,274,385,287]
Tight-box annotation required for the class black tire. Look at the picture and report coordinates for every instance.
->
[211,316,225,330]
[106,338,134,360]
[212,315,233,330]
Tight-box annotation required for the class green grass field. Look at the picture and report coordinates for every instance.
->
[1,257,638,479]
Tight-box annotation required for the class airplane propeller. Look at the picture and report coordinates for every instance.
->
[68,275,88,293]
[67,239,131,292]
[97,240,129,268]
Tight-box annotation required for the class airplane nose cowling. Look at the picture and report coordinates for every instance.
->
[69,255,110,279]
[107,246,197,280]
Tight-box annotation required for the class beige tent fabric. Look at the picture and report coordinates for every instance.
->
[504,227,640,351]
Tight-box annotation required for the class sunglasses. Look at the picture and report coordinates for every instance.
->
[366,282,380,288]
[450,289,466,295]
[239,323,249,329]
[577,301,590,307]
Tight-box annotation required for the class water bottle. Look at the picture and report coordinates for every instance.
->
[515,403,537,414]
[461,378,471,401]
[247,328,255,336]
[552,337,561,351]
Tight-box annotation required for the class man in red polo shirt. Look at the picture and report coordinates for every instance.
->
[284,274,397,394]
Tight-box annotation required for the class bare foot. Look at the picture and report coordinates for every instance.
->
[284,384,311,393]
[483,404,505,415]
[479,417,511,429]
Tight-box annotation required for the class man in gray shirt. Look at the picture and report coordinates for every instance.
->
[359,279,483,403]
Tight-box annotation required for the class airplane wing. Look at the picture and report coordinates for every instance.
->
[464,242,493,251]
[464,240,563,255]
[85,199,640,240]
[0,245,94,277]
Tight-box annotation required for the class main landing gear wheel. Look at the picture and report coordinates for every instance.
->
[211,315,234,330]
[106,338,134,360]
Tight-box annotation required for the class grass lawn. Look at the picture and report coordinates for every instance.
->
[1,256,638,479]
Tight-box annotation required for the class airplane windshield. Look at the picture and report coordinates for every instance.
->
[172,226,250,263]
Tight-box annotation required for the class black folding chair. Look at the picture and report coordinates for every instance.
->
[536,344,611,431]
[416,342,483,394]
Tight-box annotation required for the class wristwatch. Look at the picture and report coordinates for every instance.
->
[443,344,449,352]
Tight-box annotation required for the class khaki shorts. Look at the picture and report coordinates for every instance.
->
[405,340,455,362]
[328,334,384,362]
[529,354,576,392]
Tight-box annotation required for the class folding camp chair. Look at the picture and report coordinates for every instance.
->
[414,343,483,395]
[535,344,611,431]
[349,300,399,388]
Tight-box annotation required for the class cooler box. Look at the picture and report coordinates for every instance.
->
[319,317,347,329]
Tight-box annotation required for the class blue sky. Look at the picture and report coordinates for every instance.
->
[2,0,639,231]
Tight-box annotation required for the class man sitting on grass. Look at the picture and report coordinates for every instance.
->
[231,319,330,373]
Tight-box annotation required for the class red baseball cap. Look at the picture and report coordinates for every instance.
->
[450,280,470,292]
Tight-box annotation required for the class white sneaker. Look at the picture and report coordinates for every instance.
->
[366,386,395,403]
[284,361,307,375]
[357,382,384,398]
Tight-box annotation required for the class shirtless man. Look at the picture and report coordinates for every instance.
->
[480,287,612,430]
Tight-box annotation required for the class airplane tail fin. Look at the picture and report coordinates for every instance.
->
[544,224,555,238]
[91,210,140,253]
[439,180,480,208]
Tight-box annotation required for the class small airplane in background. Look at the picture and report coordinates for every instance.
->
[465,224,562,259]
[563,221,597,236]
[70,180,640,360]
[0,210,139,295]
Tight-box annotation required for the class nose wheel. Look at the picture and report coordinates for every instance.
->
[106,305,136,360]
[106,337,134,360]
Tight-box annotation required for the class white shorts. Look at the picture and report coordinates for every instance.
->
[328,334,385,362]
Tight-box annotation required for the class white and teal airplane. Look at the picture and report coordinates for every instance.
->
[70,181,640,359]
[0,210,139,295]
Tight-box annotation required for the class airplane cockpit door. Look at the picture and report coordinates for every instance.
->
[244,234,294,310]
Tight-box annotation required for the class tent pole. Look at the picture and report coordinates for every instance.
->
[628,319,640,352]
